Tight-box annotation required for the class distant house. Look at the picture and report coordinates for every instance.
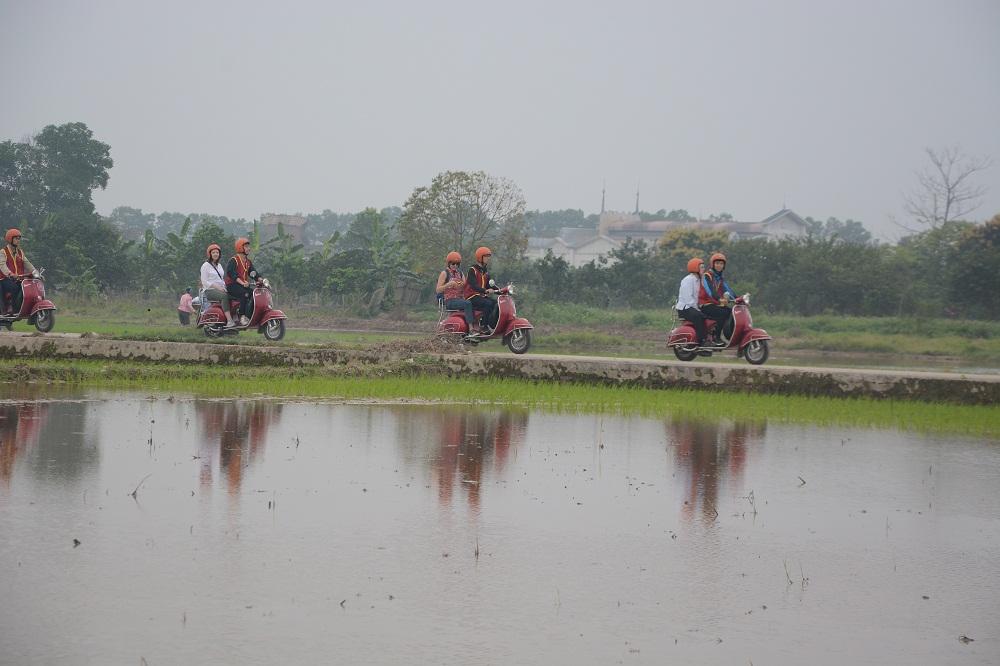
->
[526,228,619,267]
[260,213,307,244]
[525,209,808,267]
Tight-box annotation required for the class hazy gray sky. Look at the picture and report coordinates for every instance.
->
[2,0,998,238]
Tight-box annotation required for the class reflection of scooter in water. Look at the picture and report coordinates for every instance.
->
[432,409,527,511]
[195,401,282,494]
[0,402,49,489]
[667,419,765,524]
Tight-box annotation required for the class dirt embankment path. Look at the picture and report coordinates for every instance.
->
[2,332,999,405]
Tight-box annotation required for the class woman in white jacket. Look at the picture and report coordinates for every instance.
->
[201,243,236,328]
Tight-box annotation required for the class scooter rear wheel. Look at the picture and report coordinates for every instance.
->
[34,310,54,333]
[673,345,699,361]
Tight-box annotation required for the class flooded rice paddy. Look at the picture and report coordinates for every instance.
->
[1,390,998,665]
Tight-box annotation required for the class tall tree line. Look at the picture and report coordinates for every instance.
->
[2,123,995,318]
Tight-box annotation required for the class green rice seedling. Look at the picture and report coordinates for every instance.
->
[4,358,998,437]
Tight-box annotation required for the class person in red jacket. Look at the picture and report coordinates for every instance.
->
[463,246,499,335]
[436,251,474,331]
[0,229,37,315]
[225,237,260,325]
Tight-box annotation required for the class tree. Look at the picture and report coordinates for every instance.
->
[399,171,527,275]
[524,209,590,237]
[707,212,734,223]
[903,146,992,228]
[664,209,696,222]
[0,123,112,228]
[108,206,155,236]
[325,208,416,312]
[803,217,872,245]
[658,228,731,264]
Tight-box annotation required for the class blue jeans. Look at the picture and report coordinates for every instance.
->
[445,298,474,327]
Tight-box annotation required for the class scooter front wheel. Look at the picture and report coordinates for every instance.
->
[263,318,285,341]
[744,339,769,365]
[34,309,55,333]
[507,328,531,354]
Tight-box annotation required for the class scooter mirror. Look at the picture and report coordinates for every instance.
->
[488,279,497,288]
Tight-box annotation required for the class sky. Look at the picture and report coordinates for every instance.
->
[2,0,998,240]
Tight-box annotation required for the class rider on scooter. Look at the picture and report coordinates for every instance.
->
[676,257,710,347]
[699,252,735,345]
[0,229,36,315]
[436,251,474,332]
[225,238,260,326]
[463,246,499,335]
[201,243,236,328]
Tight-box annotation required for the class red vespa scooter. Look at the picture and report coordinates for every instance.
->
[667,294,771,365]
[0,268,57,333]
[196,277,287,341]
[438,282,534,354]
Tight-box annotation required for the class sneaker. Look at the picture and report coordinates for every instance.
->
[239,315,250,326]
[224,321,237,328]
[712,338,727,347]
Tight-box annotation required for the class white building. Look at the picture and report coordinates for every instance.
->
[525,209,809,267]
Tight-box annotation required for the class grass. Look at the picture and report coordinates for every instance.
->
[5,358,999,437]
[36,296,1000,364]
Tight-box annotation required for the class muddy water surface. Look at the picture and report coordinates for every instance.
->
[1,391,998,665]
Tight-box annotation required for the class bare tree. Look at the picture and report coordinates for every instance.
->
[399,171,527,274]
[903,146,991,228]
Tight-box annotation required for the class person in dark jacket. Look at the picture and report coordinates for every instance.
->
[225,237,260,325]
[698,252,735,344]
[462,246,498,335]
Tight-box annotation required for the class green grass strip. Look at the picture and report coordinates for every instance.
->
[5,358,998,438]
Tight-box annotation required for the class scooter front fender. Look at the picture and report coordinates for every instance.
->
[29,300,56,317]
[503,317,533,333]
[258,309,287,323]
[739,328,771,347]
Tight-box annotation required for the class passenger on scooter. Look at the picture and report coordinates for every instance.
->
[201,243,236,328]
[0,229,36,315]
[699,252,735,345]
[225,237,259,326]
[676,257,710,347]
[463,246,499,335]
[436,251,474,331]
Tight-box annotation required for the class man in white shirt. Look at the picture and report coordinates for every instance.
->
[676,257,715,347]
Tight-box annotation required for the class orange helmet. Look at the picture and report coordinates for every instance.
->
[446,251,462,264]
[4,228,22,244]
[235,237,251,253]
[206,243,221,259]
[687,257,704,273]
[710,252,727,266]
[475,246,492,264]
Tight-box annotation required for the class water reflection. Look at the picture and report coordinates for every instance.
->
[668,419,765,524]
[0,402,48,489]
[195,401,282,494]
[424,408,527,511]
